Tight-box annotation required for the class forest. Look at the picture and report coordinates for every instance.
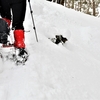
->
[47,0,100,16]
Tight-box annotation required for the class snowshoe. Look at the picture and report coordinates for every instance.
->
[0,43,29,65]
[0,43,15,61]
[14,48,29,65]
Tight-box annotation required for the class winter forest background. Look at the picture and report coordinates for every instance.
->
[48,0,100,16]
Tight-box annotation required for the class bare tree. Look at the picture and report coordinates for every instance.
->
[53,0,100,16]
[92,0,96,16]
[72,0,74,9]
[60,0,65,5]
[57,0,60,4]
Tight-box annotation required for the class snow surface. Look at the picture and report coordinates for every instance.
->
[0,0,100,100]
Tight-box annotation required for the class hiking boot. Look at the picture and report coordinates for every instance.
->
[14,29,25,48]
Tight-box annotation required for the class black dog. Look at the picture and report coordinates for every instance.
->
[55,35,68,44]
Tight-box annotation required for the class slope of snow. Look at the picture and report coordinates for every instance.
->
[0,0,100,100]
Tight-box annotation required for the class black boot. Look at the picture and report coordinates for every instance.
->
[0,18,10,44]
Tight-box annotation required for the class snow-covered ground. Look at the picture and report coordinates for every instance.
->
[0,0,100,100]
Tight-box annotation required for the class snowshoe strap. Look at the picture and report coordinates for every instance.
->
[14,48,29,65]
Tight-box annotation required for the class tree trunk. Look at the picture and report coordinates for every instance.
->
[57,0,60,4]
[72,0,74,9]
[93,0,95,16]
[60,0,65,5]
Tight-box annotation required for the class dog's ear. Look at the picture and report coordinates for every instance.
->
[61,35,63,38]
[55,35,59,38]
[62,37,68,43]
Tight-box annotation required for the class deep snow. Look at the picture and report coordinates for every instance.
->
[0,0,100,100]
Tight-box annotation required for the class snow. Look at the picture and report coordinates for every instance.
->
[0,0,100,100]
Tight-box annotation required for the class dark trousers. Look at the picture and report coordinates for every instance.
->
[0,0,26,30]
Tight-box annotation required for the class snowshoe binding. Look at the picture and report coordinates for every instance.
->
[13,48,29,65]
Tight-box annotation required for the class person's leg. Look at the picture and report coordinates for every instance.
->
[0,0,11,25]
[0,0,11,44]
[12,1,26,48]
[12,1,26,30]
